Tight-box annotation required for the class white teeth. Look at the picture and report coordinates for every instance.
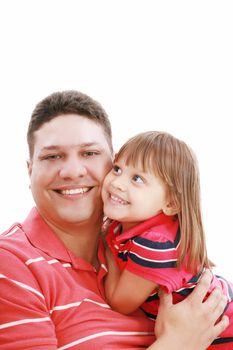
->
[60,188,89,195]
[110,194,128,205]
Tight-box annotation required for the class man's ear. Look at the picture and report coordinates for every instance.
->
[27,159,32,176]
[162,201,180,216]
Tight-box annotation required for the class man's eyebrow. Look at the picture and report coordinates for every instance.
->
[41,142,102,151]
[41,145,61,151]
[79,142,102,148]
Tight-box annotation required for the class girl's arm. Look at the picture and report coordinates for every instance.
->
[105,252,229,349]
[105,250,229,349]
[147,270,229,350]
[105,247,158,314]
[104,247,121,300]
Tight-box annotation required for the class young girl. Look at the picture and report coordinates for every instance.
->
[102,131,233,349]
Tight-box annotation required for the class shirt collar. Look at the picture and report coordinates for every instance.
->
[113,212,178,242]
[22,207,106,271]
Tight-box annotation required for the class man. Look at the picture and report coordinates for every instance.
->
[0,91,228,349]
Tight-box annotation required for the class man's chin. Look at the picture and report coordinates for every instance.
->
[57,208,100,224]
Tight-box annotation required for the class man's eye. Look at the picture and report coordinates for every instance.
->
[83,151,99,157]
[44,154,61,160]
[113,165,121,175]
[132,174,144,183]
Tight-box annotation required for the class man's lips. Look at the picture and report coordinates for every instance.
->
[54,187,91,195]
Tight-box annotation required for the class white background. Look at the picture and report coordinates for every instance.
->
[0,1,232,280]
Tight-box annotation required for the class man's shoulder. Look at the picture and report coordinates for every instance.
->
[1,222,22,236]
[0,222,40,266]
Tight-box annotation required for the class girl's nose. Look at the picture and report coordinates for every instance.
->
[110,177,126,192]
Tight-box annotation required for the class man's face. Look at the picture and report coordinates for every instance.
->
[27,114,113,230]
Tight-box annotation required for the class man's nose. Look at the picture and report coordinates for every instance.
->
[59,158,87,179]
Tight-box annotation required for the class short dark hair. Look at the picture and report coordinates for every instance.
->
[27,90,113,158]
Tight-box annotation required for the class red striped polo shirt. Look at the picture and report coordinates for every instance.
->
[0,207,155,349]
[106,212,233,348]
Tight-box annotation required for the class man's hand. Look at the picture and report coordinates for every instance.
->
[155,270,229,350]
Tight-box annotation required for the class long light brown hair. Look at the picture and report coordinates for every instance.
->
[115,131,213,273]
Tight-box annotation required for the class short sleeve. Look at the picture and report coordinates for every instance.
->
[124,229,184,292]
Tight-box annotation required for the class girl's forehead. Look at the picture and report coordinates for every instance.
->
[116,154,156,173]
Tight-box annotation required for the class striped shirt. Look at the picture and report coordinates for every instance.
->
[106,212,233,347]
[0,207,155,349]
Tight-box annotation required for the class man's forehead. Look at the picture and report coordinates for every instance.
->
[32,114,112,156]
[34,119,107,142]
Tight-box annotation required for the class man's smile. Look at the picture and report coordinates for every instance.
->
[54,187,92,195]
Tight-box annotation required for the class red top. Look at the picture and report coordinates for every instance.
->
[106,212,233,347]
[0,208,155,349]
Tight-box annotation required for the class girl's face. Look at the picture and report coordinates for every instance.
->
[102,156,169,231]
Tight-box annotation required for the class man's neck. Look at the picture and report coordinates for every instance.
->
[43,218,102,265]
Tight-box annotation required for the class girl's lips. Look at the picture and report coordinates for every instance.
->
[109,193,129,205]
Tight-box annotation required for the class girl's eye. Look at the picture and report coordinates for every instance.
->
[132,174,144,183]
[113,165,121,175]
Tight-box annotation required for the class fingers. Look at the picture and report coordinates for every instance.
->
[204,287,228,322]
[189,269,212,303]
[212,315,229,340]
[158,290,173,308]
[102,217,112,235]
